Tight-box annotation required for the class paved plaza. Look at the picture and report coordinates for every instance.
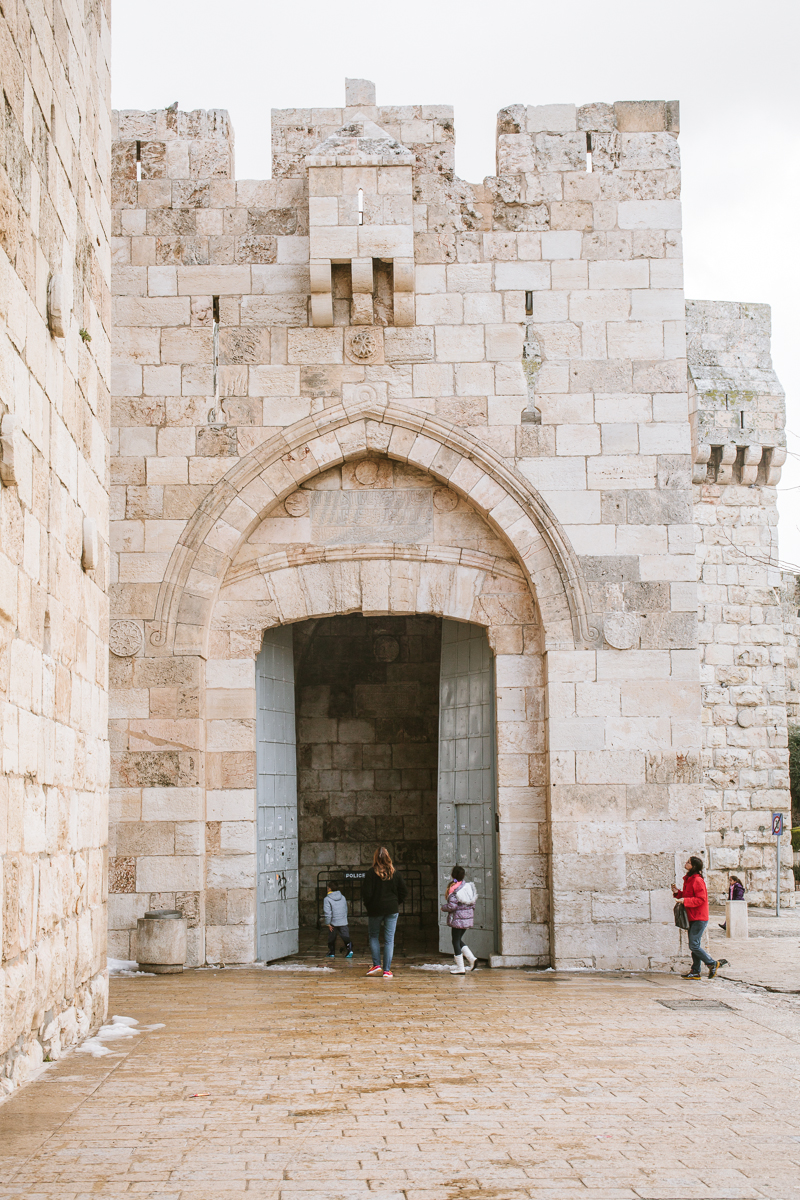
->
[2,952,800,1200]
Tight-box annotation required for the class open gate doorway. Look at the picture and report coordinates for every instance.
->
[256,615,498,962]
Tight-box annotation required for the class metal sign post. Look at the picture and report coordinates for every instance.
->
[772,812,784,917]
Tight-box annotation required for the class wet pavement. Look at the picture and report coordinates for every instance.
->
[2,955,800,1199]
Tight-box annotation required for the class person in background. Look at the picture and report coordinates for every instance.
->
[672,855,728,980]
[362,847,406,979]
[441,865,478,974]
[719,874,746,931]
[323,881,353,959]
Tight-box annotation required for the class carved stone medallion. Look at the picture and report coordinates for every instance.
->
[344,326,383,364]
[603,612,640,651]
[373,635,400,663]
[110,620,144,657]
[284,491,310,516]
[433,487,458,512]
[354,460,379,486]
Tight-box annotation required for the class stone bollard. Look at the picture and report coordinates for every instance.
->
[725,899,748,939]
[136,909,188,973]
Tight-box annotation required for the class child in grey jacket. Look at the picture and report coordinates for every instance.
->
[324,884,353,958]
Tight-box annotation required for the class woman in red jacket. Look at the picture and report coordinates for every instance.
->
[672,856,728,980]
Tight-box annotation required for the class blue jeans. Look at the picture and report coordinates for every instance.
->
[368,913,398,970]
[688,920,716,973]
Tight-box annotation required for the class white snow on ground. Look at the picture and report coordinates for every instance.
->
[107,958,155,976]
[262,963,334,972]
[75,1015,166,1058]
[409,963,453,971]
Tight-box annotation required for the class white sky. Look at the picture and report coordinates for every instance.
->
[112,0,800,565]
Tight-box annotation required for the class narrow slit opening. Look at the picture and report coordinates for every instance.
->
[135,140,142,181]
[585,132,593,173]
[525,291,534,317]
[357,188,364,226]
[212,296,220,398]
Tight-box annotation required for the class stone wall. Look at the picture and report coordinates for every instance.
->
[689,301,793,904]
[0,0,111,1090]
[294,613,441,929]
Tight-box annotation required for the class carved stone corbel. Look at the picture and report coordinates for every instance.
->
[740,444,763,486]
[310,259,333,327]
[716,443,737,485]
[766,446,787,486]
[691,443,711,484]
[393,257,415,327]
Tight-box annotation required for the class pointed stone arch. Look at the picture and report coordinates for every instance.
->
[147,392,598,655]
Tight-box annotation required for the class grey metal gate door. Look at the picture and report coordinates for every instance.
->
[437,620,497,958]
[256,625,299,962]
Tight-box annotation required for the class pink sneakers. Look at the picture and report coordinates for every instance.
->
[366,964,382,976]
[382,970,393,978]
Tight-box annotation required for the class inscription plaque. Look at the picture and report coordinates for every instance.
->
[311,488,433,545]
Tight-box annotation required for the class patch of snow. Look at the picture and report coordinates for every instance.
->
[409,963,452,971]
[107,958,155,977]
[75,1014,143,1057]
[263,963,334,972]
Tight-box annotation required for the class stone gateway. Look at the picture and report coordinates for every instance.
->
[104,80,794,973]
[0,46,795,1086]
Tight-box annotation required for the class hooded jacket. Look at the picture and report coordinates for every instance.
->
[323,889,349,926]
[674,872,709,922]
[441,879,478,929]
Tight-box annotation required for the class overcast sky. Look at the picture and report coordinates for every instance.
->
[112,0,800,565]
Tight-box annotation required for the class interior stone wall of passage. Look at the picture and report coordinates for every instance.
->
[294,614,441,930]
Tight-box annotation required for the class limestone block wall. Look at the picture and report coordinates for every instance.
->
[108,85,709,971]
[0,0,111,1090]
[689,301,793,904]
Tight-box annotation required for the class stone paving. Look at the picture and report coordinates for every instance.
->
[2,958,800,1199]
[707,905,800,993]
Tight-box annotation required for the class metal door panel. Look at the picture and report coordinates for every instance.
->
[438,620,498,959]
[256,625,299,962]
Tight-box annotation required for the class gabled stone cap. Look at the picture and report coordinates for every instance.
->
[306,113,415,167]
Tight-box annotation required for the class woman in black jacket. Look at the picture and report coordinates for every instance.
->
[362,847,406,978]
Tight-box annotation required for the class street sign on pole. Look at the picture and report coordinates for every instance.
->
[772,812,784,917]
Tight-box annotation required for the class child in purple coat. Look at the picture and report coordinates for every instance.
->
[719,874,745,930]
[441,865,478,975]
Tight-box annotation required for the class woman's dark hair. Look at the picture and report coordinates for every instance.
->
[688,855,704,875]
[730,874,743,886]
[451,865,465,882]
[372,846,394,880]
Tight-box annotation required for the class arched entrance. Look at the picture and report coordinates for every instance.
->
[202,432,552,966]
[255,613,499,962]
